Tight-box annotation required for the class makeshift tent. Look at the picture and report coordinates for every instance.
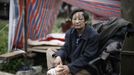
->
[8,0,121,51]
[8,0,62,51]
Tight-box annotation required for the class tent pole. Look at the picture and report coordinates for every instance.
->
[24,0,28,52]
[23,0,31,67]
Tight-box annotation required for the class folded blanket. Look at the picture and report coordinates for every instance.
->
[28,33,65,46]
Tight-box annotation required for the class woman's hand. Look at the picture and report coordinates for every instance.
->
[53,56,63,67]
[63,65,70,75]
[55,65,64,75]
[47,64,64,75]
[55,65,70,75]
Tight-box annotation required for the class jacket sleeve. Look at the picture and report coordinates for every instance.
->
[68,34,99,74]
[56,30,71,61]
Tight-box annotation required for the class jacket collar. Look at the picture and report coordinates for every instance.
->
[71,25,92,40]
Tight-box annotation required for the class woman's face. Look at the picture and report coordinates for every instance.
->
[72,12,86,30]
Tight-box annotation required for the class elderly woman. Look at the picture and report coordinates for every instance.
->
[47,9,99,75]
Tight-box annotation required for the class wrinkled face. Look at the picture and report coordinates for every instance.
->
[72,12,86,30]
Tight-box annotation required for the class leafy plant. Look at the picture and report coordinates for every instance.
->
[0,58,25,73]
[0,20,8,54]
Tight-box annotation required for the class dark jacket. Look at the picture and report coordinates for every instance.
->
[94,18,131,55]
[56,25,99,74]
[91,18,132,75]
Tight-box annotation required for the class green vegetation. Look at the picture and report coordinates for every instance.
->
[0,20,8,54]
[0,18,65,73]
[0,58,25,73]
[52,17,66,33]
[0,21,32,73]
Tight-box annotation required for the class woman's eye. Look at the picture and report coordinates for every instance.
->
[79,18,83,20]
[72,18,83,20]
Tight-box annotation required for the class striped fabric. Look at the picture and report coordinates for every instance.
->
[63,0,121,17]
[9,0,62,49]
[13,0,24,49]
[9,0,121,50]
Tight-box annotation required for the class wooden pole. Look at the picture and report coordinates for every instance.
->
[24,0,28,52]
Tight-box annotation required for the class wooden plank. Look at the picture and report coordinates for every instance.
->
[0,50,25,58]
[0,46,61,59]
[28,46,61,53]
[28,48,47,53]
[0,71,14,75]
[31,46,61,50]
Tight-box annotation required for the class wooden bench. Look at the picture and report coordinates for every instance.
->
[0,50,25,62]
[0,71,14,75]
[0,46,61,60]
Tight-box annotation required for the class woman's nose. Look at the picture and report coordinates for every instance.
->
[75,19,79,23]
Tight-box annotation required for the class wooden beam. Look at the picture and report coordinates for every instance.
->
[0,50,25,60]
[27,46,61,53]
[0,71,14,75]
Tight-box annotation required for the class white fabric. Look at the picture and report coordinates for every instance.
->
[28,39,65,46]
[28,33,65,46]
[47,68,56,75]
[8,0,17,51]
